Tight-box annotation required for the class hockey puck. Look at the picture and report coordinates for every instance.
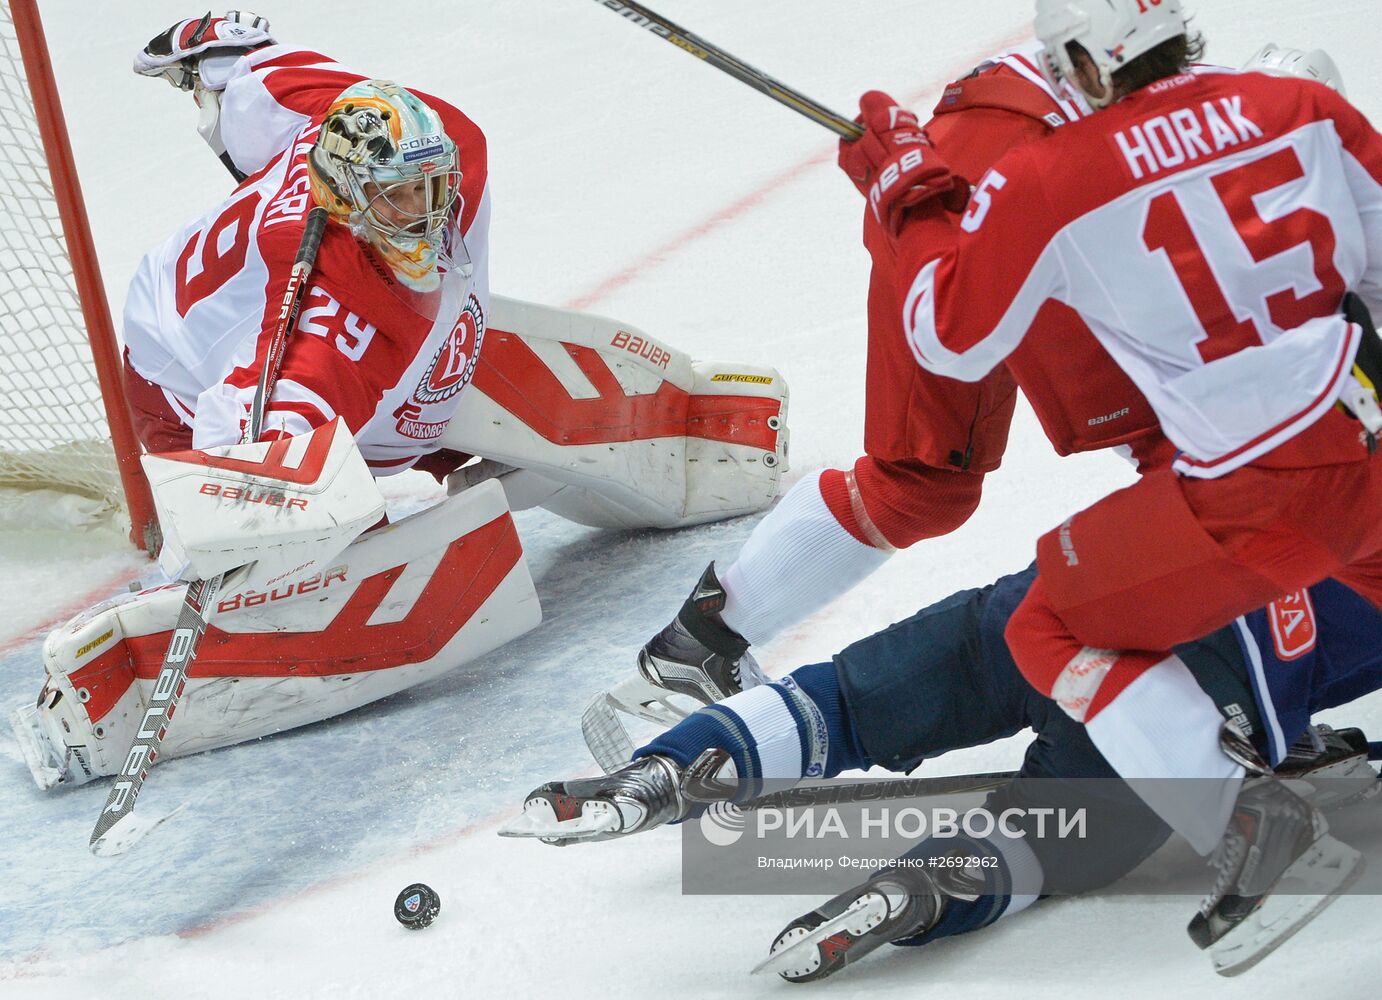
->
[394,883,441,929]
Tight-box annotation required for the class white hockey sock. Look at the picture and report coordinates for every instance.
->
[720,470,892,646]
[1085,654,1244,855]
[704,682,817,780]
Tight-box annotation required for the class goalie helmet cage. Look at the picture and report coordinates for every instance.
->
[1,0,157,551]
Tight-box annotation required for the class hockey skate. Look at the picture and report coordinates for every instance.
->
[582,563,768,772]
[10,678,97,790]
[498,748,735,846]
[1188,726,1366,976]
[754,858,964,982]
[1275,724,1380,809]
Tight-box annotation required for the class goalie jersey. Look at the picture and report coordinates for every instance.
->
[121,47,491,475]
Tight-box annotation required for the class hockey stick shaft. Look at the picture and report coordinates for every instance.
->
[250,207,329,441]
[90,207,330,853]
[592,0,863,139]
[743,770,1017,812]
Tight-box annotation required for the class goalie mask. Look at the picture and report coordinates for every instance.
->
[308,80,463,291]
[1034,0,1189,108]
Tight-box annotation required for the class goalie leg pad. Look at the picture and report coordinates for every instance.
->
[12,625,141,790]
[679,361,789,527]
[13,480,539,789]
[441,296,788,530]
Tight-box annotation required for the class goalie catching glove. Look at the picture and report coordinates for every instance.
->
[838,91,970,235]
[133,10,274,91]
[134,10,275,173]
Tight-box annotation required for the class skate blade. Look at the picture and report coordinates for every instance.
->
[1298,757,1382,810]
[582,673,705,774]
[751,894,889,979]
[606,672,700,729]
[1210,835,1365,976]
[581,694,637,775]
[10,704,64,791]
[497,796,620,844]
[90,801,188,858]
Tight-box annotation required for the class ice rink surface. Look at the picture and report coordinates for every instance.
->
[2,1,1380,996]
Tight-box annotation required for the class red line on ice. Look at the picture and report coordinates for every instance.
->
[0,26,1039,971]
[0,565,146,660]
[563,25,1034,313]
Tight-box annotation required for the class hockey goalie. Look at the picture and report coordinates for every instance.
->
[10,13,788,791]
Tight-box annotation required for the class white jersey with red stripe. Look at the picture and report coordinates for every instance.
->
[900,71,1382,477]
[216,45,375,179]
[122,49,491,476]
[984,40,1094,126]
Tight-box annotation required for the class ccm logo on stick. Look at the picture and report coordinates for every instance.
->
[199,483,308,510]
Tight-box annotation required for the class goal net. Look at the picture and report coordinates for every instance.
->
[0,0,155,548]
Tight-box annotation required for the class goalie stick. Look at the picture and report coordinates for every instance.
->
[590,0,863,140]
[88,206,330,857]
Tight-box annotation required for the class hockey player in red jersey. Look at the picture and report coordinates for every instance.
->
[837,0,1382,965]
[580,40,1167,770]
[583,40,1342,769]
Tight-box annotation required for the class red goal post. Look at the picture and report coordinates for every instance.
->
[2,0,157,551]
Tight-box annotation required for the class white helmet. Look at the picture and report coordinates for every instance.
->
[1243,43,1346,96]
[1035,0,1189,108]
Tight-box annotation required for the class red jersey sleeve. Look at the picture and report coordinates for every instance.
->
[892,143,1069,382]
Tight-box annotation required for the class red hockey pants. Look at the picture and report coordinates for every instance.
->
[1005,416,1382,719]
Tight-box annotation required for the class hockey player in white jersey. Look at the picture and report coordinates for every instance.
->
[124,33,492,474]
[10,12,789,793]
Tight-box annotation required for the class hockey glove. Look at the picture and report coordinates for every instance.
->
[838,91,970,234]
[134,11,275,92]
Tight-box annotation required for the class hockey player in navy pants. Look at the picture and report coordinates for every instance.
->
[504,566,1382,980]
